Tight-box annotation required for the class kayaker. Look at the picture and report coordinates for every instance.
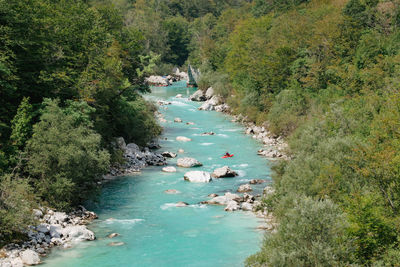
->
[224,152,231,157]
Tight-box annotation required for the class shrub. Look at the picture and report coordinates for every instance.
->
[25,99,110,209]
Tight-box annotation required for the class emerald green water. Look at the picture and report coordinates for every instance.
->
[43,81,271,267]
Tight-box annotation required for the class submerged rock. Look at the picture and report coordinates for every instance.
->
[175,201,189,207]
[211,166,238,178]
[164,189,181,194]
[249,179,266,184]
[107,233,120,239]
[176,136,192,142]
[201,132,215,136]
[237,184,252,193]
[184,171,212,183]
[177,157,202,168]
[178,149,185,153]
[174,118,182,123]
[162,166,177,173]
[108,242,125,247]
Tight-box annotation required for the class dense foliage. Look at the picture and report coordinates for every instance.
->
[0,0,162,241]
[186,0,400,265]
[2,0,400,264]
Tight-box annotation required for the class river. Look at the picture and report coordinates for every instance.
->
[42,81,271,267]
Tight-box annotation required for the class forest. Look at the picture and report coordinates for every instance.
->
[2,0,400,265]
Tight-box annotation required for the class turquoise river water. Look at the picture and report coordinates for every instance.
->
[42,81,272,267]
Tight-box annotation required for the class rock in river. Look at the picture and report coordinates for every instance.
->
[107,233,120,239]
[176,136,192,142]
[164,189,181,194]
[174,118,182,123]
[211,166,238,178]
[237,184,252,193]
[162,166,177,173]
[189,90,206,101]
[162,151,177,158]
[224,201,239,212]
[175,201,189,207]
[184,171,212,183]
[177,157,202,168]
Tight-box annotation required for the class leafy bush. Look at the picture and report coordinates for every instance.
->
[25,99,110,209]
[246,197,354,267]
[0,174,35,243]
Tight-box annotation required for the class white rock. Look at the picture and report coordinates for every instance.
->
[241,202,254,211]
[20,250,40,265]
[205,87,214,99]
[175,94,183,98]
[32,209,43,219]
[176,136,192,142]
[178,149,184,153]
[224,201,239,212]
[208,95,221,106]
[177,157,202,168]
[198,102,214,111]
[189,90,206,101]
[184,171,212,183]
[162,166,177,173]
[237,184,252,192]
[211,166,238,178]
[61,226,95,242]
[206,192,241,205]
[146,75,169,86]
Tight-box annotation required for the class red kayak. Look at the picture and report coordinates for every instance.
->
[222,154,234,158]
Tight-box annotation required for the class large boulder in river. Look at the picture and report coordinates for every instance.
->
[61,225,95,242]
[184,171,212,183]
[205,87,214,99]
[189,90,206,101]
[20,250,40,266]
[177,157,202,168]
[211,166,238,178]
[176,136,192,142]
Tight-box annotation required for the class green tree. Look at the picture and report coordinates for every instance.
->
[25,99,110,209]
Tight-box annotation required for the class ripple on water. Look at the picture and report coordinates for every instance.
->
[200,143,214,146]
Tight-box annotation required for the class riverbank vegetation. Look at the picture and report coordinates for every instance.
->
[186,0,400,265]
[0,0,164,243]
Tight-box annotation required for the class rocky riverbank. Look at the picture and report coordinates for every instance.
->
[145,69,188,87]
[186,87,283,231]
[0,207,97,266]
[189,87,289,160]
[105,137,166,179]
